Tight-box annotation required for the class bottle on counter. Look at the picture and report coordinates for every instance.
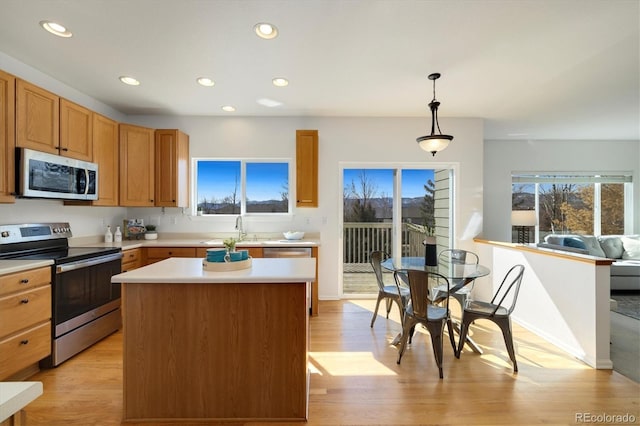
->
[105,225,113,243]
[114,226,122,242]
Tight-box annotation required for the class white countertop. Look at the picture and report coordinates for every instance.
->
[0,381,43,422]
[73,237,320,250]
[111,257,316,284]
[0,259,53,275]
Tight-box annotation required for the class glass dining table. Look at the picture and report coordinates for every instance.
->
[380,256,491,353]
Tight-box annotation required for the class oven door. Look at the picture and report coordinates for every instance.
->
[19,148,98,200]
[54,253,122,337]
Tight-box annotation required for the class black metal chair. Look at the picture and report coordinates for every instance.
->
[456,264,526,372]
[395,269,457,379]
[369,251,409,328]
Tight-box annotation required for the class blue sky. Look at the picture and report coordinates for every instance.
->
[197,161,288,201]
[343,168,435,198]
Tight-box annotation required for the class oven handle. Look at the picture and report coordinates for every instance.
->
[56,252,123,274]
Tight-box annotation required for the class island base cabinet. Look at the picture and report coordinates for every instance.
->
[122,281,309,423]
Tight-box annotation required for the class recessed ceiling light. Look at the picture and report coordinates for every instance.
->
[197,77,215,87]
[256,98,282,108]
[272,78,289,87]
[222,105,236,112]
[40,20,72,38]
[119,76,140,86]
[254,22,278,39]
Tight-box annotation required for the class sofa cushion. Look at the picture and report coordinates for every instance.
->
[611,260,640,276]
[563,237,587,250]
[545,235,566,246]
[621,236,640,260]
[576,235,607,257]
[598,236,625,259]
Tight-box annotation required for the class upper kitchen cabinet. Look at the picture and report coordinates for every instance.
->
[0,70,15,203]
[296,130,318,207]
[155,129,189,208]
[120,124,155,206]
[16,79,59,155]
[59,99,93,161]
[92,113,119,206]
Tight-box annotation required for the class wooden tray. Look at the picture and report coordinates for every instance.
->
[202,257,252,271]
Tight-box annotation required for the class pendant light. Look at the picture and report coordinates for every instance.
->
[416,73,454,156]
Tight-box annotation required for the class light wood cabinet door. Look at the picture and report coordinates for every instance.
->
[155,129,189,208]
[16,79,59,154]
[92,113,119,206]
[0,70,15,203]
[60,98,93,161]
[296,130,318,207]
[119,124,155,206]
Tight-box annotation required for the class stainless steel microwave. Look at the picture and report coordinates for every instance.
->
[18,148,99,200]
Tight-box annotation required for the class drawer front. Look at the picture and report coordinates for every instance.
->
[0,321,51,380]
[122,249,142,271]
[0,267,51,297]
[122,248,141,264]
[146,247,196,259]
[0,286,51,337]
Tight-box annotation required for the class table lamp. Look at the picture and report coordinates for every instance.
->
[511,210,537,244]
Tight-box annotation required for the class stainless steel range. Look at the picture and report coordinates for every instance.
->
[0,223,122,367]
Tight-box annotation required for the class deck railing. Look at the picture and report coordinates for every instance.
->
[343,222,425,272]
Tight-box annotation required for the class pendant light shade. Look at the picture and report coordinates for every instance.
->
[416,73,453,156]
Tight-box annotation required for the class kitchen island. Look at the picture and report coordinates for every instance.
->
[111,257,316,423]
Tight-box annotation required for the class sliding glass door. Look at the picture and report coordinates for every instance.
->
[341,165,452,296]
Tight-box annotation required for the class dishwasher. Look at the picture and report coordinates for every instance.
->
[263,247,313,315]
[263,247,312,258]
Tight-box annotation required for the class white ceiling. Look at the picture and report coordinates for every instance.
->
[0,0,638,140]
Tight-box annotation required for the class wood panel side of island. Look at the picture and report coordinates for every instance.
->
[122,281,309,423]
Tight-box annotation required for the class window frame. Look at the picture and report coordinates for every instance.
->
[192,157,293,216]
[511,172,633,240]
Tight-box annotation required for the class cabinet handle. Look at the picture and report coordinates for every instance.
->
[20,278,29,284]
[20,340,29,345]
[62,148,69,151]
[20,299,29,304]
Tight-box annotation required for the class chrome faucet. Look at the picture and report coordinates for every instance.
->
[235,215,246,241]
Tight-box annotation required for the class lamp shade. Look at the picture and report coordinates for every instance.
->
[511,210,537,226]
[417,135,452,155]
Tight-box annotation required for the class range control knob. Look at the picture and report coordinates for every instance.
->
[0,231,9,238]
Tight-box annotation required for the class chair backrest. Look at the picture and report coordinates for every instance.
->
[405,269,450,318]
[490,264,525,315]
[369,250,389,291]
[439,249,479,265]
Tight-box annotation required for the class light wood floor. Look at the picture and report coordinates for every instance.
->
[23,299,640,425]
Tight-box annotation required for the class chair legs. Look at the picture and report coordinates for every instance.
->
[370,294,403,328]
[397,317,455,379]
[494,316,518,372]
[457,313,518,373]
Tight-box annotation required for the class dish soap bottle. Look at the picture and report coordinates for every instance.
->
[114,226,122,242]
[105,225,113,243]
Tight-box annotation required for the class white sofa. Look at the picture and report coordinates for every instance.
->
[538,234,640,291]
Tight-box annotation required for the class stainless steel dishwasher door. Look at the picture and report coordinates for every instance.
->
[262,247,312,258]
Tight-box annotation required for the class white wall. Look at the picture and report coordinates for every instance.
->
[482,139,640,241]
